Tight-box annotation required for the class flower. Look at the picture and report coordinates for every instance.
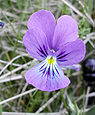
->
[0,20,5,28]
[23,10,86,92]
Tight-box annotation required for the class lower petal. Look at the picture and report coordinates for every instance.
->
[25,61,70,92]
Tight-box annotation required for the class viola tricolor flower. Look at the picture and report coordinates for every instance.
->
[23,10,86,91]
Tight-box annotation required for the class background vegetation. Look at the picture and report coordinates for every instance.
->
[0,0,95,114]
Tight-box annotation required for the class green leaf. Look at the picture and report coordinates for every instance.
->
[88,0,93,15]
[0,104,2,115]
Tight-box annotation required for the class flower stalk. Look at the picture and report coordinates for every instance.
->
[60,89,71,115]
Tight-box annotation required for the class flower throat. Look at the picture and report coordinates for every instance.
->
[47,57,55,64]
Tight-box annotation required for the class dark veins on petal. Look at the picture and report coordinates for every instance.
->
[43,45,48,55]
[39,63,60,79]
[37,51,45,57]
[40,63,46,70]
[57,51,72,61]
[52,68,54,76]
[47,66,50,76]
[57,51,66,58]
[42,67,47,74]
[36,45,48,58]
[54,66,60,76]
[39,46,47,56]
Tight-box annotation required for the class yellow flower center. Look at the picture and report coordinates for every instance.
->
[47,57,55,64]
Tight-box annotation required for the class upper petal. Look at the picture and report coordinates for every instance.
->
[55,39,86,66]
[23,27,50,60]
[52,15,78,50]
[27,10,56,49]
[25,61,70,92]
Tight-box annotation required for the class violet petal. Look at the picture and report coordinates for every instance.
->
[23,27,50,60]
[25,61,70,92]
[27,10,56,49]
[55,39,86,66]
[52,15,78,50]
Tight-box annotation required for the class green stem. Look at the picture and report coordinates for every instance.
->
[60,89,70,115]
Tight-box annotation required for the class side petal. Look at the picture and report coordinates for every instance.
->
[27,10,56,48]
[25,61,70,92]
[55,39,86,66]
[23,27,49,60]
[53,15,78,50]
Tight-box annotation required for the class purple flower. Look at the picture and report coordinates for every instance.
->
[23,10,86,92]
[0,20,5,28]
